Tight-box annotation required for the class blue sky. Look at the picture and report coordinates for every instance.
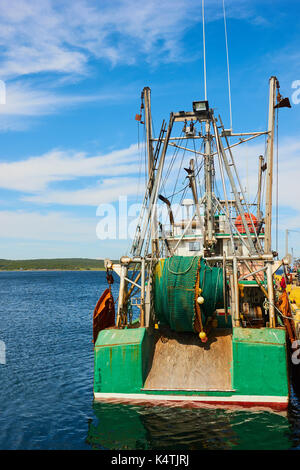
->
[0,0,299,260]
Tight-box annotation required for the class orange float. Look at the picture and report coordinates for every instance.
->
[234,213,258,233]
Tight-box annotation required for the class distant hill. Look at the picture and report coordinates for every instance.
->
[0,258,118,271]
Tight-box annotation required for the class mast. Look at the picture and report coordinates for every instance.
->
[263,77,277,328]
[143,87,154,185]
[143,87,159,256]
[264,76,277,254]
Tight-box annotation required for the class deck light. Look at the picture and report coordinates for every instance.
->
[193,100,209,117]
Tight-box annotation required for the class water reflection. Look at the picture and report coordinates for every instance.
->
[288,387,300,449]
[86,401,293,450]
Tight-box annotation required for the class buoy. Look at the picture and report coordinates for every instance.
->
[199,331,207,342]
[198,288,202,294]
[197,296,205,304]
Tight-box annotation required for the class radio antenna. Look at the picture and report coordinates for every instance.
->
[202,0,207,100]
[223,0,233,130]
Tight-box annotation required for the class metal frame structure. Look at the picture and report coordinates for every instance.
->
[106,76,291,332]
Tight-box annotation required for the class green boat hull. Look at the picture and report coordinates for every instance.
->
[93,323,289,410]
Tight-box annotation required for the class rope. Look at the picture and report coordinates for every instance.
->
[195,258,204,332]
[265,298,294,321]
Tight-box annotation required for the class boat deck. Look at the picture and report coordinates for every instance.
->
[143,328,233,392]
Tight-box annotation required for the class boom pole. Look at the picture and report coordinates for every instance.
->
[143,88,154,181]
[143,87,159,256]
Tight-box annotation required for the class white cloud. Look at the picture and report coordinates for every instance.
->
[0,78,135,129]
[231,137,300,213]
[0,0,200,78]
[0,134,299,217]
[23,177,142,206]
[0,0,268,80]
[0,142,147,206]
[0,81,120,122]
[0,210,97,241]
[0,144,141,192]
[0,0,278,123]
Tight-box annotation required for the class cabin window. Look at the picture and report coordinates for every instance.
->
[189,242,200,251]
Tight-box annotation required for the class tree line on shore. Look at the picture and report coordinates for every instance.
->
[0,258,117,271]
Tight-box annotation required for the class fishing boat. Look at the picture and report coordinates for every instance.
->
[283,233,300,339]
[276,247,300,344]
[92,75,299,411]
[288,258,300,329]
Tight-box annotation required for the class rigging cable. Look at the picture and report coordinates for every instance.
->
[166,182,190,200]
[135,121,143,206]
[159,132,187,229]
[143,121,147,187]
[126,121,144,255]
[161,132,183,188]
[276,106,279,257]
[169,139,188,206]
[161,139,189,230]
[222,0,232,130]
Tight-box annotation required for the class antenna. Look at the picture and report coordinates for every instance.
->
[202,0,207,100]
[222,0,232,130]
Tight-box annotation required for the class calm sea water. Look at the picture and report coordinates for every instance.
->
[0,270,300,450]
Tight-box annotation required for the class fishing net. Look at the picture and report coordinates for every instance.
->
[153,255,223,332]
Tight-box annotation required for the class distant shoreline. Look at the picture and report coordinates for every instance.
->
[0,258,118,272]
[0,268,106,272]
